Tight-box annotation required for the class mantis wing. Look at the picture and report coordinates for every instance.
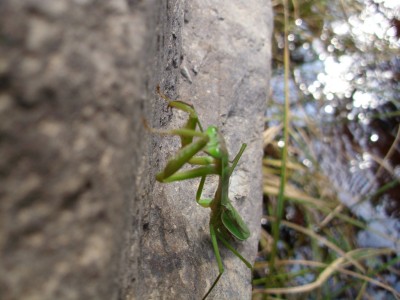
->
[221,202,250,241]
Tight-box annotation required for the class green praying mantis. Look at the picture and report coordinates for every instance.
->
[150,86,252,299]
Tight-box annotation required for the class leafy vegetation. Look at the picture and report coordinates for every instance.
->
[254,0,400,298]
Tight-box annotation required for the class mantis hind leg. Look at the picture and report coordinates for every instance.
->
[202,225,224,300]
[201,230,252,299]
[217,233,253,269]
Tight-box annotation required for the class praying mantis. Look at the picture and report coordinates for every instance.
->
[150,86,253,299]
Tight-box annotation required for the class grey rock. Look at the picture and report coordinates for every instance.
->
[137,1,272,299]
[0,0,272,299]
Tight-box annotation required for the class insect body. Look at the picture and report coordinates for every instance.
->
[152,86,252,299]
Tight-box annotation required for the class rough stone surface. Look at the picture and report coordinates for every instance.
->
[0,0,272,299]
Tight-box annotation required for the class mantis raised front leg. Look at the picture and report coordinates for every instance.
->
[151,86,253,299]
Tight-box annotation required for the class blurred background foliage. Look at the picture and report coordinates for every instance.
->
[254,0,400,299]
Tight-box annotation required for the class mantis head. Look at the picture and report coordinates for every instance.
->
[205,126,228,159]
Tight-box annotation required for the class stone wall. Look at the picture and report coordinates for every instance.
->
[0,0,272,299]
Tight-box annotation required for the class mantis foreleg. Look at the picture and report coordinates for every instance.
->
[156,86,204,145]
[154,130,209,180]
[196,176,213,208]
[229,143,247,175]
[157,166,217,183]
